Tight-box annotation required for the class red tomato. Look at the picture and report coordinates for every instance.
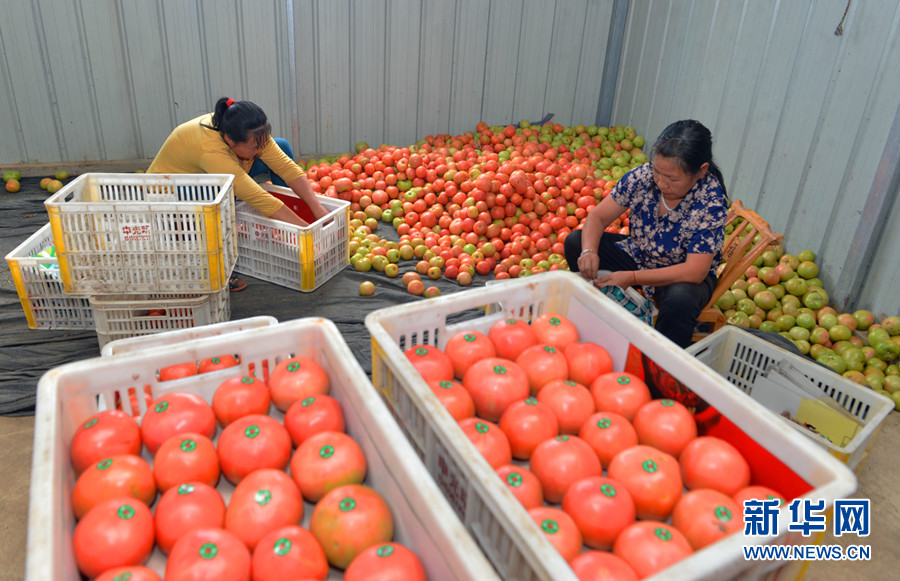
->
[217,414,292,484]
[344,542,427,581]
[498,396,559,459]
[527,506,582,563]
[496,464,544,509]
[225,468,304,551]
[69,409,142,474]
[570,550,638,581]
[159,362,198,382]
[732,485,786,510]
[488,317,538,360]
[251,525,329,581]
[73,498,155,579]
[680,437,751,495]
[140,392,217,454]
[290,430,367,502]
[562,476,636,550]
[671,488,742,550]
[536,379,594,434]
[94,566,162,581]
[166,527,252,581]
[607,445,683,521]
[198,354,240,374]
[631,398,697,458]
[462,357,530,421]
[309,484,395,569]
[613,521,693,578]
[515,344,569,394]
[530,435,602,504]
[458,417,512,469]
[211,375,270,427]
[589,372,651,421]
[268,357,330,412]
[428,379,476,421]
[153,432,220,492]
[72,454,156,520]
[154,482,226,555]
[403,344,454,383]
[578,411,638,469]
[530,312,579,349]
[283,394,346,447]
[444,330,496,379]
[563,341,614,387]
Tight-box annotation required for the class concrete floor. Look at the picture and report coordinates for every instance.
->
[1,412,897,580]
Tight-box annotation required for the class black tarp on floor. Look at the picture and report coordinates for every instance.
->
[0,176,486,416]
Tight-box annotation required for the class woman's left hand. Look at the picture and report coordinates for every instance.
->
[595,270,637,289]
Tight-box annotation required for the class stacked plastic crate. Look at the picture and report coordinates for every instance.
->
[5,173,237,347]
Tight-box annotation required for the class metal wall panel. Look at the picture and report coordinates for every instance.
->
[614,0,900,316]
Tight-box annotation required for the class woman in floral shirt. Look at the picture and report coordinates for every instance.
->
[564,120,728,347]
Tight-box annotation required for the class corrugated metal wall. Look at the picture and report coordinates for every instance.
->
[612,0,900,316]
[1,0,898,316]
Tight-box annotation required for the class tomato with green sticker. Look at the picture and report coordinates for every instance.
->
[589,372,651,421]
[251,525,329,581]
[268,356,331,412]
[403,344,454,383]
[198,354,239,374]
[515,344,569,395]
[69,409,142,474]
[562,476,636,550]
[225,468,304,551]
[563,341,615,391]
[72,454,156,520]
[632,398,697,458]
[310,484,395,569]
[732,485,786,511]
[459,417,512,469]
[529,435,602,504]
[217,414,292,485]
[153,432,220,492]
[427,378,476,421]
[158,362,198,382]
[488,317,537,360]
[344,542,427,581]
[530,312,579,350]
[73,498,155,579]
[290,430,367,503]
[283,394,346,447]
[94,565,163,581]
[536,379,594,434]
[444,330,496,379]
[496,464,544,509]
[165,527,251,581]
[462,357,530,421]
[527,506,583,563]
[498,396,559,459]
[570,550,638,581]
[211,375,270,427]
[140,391,217,454]
[671,488,743,550]
[154,482,226,555]
[613,521,693,578]
[578,411,638,469]
[608,445,683,521]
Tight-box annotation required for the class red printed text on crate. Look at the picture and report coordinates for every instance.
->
[121,224,152,242]
[437,454,468,518]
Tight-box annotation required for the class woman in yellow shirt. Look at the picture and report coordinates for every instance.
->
[149,97,328,290]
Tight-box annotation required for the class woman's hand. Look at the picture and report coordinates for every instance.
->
[289,175,330,220]
[576,251,600,281]
[595,270,637,289]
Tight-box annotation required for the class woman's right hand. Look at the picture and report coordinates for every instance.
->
[577,250,599,281]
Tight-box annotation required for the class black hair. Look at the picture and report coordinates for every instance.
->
[652,119,727,198]
[209,97,271,149]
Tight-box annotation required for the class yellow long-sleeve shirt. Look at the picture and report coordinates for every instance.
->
[147,113,305,217]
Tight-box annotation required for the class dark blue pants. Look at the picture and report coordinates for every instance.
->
[249,137,293,187]
[564,229,715,348]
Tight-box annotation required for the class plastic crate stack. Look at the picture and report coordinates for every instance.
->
[5,173,238,347]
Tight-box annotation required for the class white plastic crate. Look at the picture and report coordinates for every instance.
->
[365,270,858,581]
[90,289,230,348]
[26,318,499,581]
[44,173,237,294]
[234,185,349,292]
[101,316,279,357]
[687,325,894,473]
[4,223,93,330]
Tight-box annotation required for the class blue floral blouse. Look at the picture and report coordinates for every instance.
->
[611,163,728,288]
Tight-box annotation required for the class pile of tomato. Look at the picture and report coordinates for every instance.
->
[67,353,427,581]
[404,313,788,579]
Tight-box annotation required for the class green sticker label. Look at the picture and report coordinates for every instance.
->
[117,504,135,520]
[113,573,132,581]
[549,317,561,326]
[541,519,559,534]
[241,376,255,384]
[439,381,454,389]
[505,319,517,325]
[287,361,301,372]
[178,484,195,495]
[302,396,316,406]
[564,380,575,386]
[155,401,169,413]
[556,435,569,441]
[255,489,272,506]
[96,458,112,471]
[82,418,98,429]
[340,498,357,512]
[493,365,507,375]
[525,396,538,405]
[601,484,616,497]
[642,459,658,473]
[414,347,428,356]
[506,472,523,487]
[245,425,260,438]
[597,418,611,429]
[660,399,674,407]
[715,506,733,522]
[181,439,197,452]
[320,445,335,459]
[274,538,292,556]
[475,422,489,434]
[616,376,630,385]
[464,334,476,342]
[543,346,556,354]
[654,527,672,541]
[211,357,221,364]
[199,542,218,559]
[376,545,395,557]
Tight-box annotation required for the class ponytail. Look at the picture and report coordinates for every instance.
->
[209,97,271,148]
